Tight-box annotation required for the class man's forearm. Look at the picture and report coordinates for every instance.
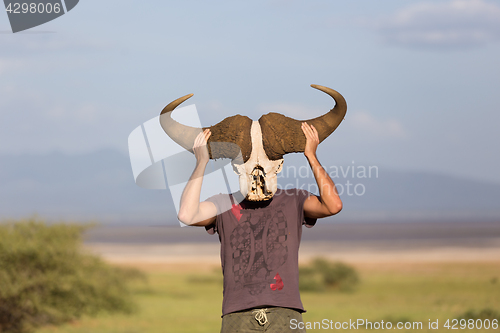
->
[306,153,342,214]
[177,161,207,223]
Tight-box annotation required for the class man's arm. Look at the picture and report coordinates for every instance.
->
[301,122,343,219]
[177,129,217,226]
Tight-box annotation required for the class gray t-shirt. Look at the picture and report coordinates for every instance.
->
[205,188,317,316]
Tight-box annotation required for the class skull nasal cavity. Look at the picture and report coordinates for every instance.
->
[252,166,265,177]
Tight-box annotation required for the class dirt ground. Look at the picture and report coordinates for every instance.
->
[84,220,500,272]
[84,240,500,273]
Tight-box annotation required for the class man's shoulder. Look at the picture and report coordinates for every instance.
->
[205,192,229,201]
[273,188,314,207]
[204,193,234,214]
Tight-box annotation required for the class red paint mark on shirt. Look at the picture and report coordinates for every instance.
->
[270,273,284,291]
[231,203,242,221]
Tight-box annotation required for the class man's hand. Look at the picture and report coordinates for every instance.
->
[301,122,319,159]
[193,129,211,165]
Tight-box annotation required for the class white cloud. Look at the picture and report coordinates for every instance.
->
[348,111,407,140]
[376,0,500,48]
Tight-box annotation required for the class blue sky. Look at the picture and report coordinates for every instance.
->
[1,0,500,184]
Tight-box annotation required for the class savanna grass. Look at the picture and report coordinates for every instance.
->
[36,261,500,333]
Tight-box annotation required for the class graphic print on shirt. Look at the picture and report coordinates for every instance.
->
[229,204,288,295]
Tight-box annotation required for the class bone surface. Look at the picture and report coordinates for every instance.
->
[233,121,283,201]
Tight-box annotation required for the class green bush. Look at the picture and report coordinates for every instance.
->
[299,257,359,292]
[457,308,500,321]
[0,219,145,333]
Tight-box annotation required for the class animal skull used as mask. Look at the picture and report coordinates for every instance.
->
[159,84,347,201]
[231,121,284,201]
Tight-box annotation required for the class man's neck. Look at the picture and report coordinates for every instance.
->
[240,197,273,210]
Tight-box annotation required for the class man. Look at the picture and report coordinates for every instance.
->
[177,122,342,333]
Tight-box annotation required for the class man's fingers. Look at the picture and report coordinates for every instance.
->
[204,129,212,141]
[194,131,207,148]
[303,123,318,139]
[194,133,201,147]
[302,122,320,147]
[301,122,308,134]
[302,122,313,138]
[310,124,319,141]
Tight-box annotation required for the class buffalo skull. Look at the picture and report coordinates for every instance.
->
[159,84,347,201]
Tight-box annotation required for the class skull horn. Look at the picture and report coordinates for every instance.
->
[159,93,201,153]
[159,94,253,161]
[258,84,347,160]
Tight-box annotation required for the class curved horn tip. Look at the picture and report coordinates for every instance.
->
[173,93,194,100]
[310,84,329,92]
[179,93,194,101]
[310,85,346,105]
[160,93,195,115]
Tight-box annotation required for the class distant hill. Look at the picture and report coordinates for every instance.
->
[280,165,500,221]
[0,150,173,223]
[1,150,499,224]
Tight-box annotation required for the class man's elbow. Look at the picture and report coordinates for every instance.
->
[327,201,342,216]
[177,212,194,226]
